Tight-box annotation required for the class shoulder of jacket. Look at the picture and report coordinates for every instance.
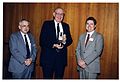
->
[96,32,103,37]
[11,31,19,36]
[9,32,20,40]
[78,33,86,40]
[81,33,86,37]
[62,21,69,25]
[44,20,53,23]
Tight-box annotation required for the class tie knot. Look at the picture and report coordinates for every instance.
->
[24,34,27,37]
[57,23,59,26]
[88,34,90,37]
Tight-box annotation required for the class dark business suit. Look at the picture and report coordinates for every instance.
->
[40,20,72,79]
[8,31,37,79]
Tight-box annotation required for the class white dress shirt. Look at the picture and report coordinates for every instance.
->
[54,20,63,38]
[85,30,95,43]
[20,31,31,52]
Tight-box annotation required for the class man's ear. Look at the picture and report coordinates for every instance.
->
[53,12,55,17]
[18,25,21,30]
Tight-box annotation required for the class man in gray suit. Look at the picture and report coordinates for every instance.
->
[76,17,104,79]
[8,19,37,79]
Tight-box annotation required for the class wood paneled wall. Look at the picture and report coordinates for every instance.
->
[3,3,119,79]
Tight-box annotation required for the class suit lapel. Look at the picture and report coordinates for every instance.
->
[61,22,65,34]
[18,32,26,50]
[28,33,32,44]
[51,20,58,40]
[52,21,57,39]
[28,33,33,55]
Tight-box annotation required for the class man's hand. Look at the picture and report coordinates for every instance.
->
[62,34,66,43]
[24,58,32,66]
[80,64,87,69]
[53,43,63,49]
[78,59,87,69]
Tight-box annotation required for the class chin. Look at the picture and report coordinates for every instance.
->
[23,32,28,34]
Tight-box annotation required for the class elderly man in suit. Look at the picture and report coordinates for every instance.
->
[40,7,73,79]
[8,19,37,79]
[76,17,104,79]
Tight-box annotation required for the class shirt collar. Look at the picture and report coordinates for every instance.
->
[20,31,26,36]
[54,20,62,26]
[87,30,95,37]
[20,31,29,38]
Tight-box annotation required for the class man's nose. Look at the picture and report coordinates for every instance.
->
[88,24,91,27]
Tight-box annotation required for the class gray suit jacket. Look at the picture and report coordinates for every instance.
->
[76,31,104,73]
[8,31,37,73]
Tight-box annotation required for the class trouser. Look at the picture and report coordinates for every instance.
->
[79,69,97,79]
[12,68,32,79]
[42,64,65,79]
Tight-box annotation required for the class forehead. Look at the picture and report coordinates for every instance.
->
[55,8,64,13]
[86,20,94,24]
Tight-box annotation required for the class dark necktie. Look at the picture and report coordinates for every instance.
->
[57,23,60,39]
[85,34,90,47]
[24,35,30,59]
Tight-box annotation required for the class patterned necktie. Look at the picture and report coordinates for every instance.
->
[57,23,60,39]
[24,35,30,59]
[85,34,90,47]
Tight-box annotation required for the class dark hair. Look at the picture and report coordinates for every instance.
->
[85,17,97,25]
[19,19,30,23]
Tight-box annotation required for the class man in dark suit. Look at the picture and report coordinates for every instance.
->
[40,7,73,79]
[8,19,37,79]
[76,17,104,79]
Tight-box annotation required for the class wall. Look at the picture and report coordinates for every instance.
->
[3,3,119,79]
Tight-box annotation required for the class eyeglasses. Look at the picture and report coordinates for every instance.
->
[20,25,29,27]
[55,12,64,16]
